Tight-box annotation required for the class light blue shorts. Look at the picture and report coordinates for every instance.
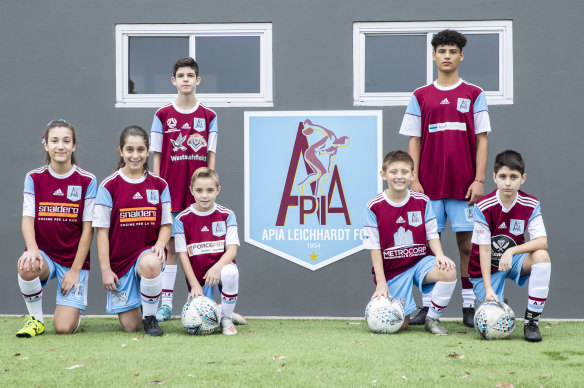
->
[386,255,436,316]
[39,250,88,310]
[106,248,161,314]
[469,253,529,304]
[431,199,474,232]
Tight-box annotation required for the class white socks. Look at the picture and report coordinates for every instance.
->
[140,273,163,318]
[220,264,239,318]
[526,262,551,322]
[18,275,44,322]
[160,264,177,309]
[427,280,456,319]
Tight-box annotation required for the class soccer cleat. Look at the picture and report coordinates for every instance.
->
[462,307,475,327]
[424,317,448,335]
[16,316,45,338]
[409,306,428,325]
[524,320,542,342]
[143,315,164,336]
[220,317,237,336]
[231,312,248,325]
[155,304,172,322]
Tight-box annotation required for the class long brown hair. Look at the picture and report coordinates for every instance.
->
[116,125,149,172]
[43,120,77,166]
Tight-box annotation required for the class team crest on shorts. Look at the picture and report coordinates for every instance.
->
[110,291,129,306]
[146,190,159,205]
[245,111,382,270]
[407,211,422,227]
[509,219,525,236]
[187,133,207,152]
[67,186,82,202]
[464,206,474,222]
[212,221,226,237]
[457,98,471,113]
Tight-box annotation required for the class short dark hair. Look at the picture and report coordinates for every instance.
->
[173,57,199,77]
[494,150,525,174]
[382,150,414,171]
[431,29,467,51]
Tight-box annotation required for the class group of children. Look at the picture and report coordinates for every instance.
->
[16,30,551,342]
[365,30,551,342]
[16,58,242,338]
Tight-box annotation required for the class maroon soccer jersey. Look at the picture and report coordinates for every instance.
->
[469,190,545,278]
[150,101,218,212]
[400,80,491,200]
[364,191,436,280]
[23,165,97,269]
[174,204,238,284]
[93,171,172,278]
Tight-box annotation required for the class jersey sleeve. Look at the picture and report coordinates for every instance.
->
[527,202,547,239]
[23,174,35,217]
[399,94,422,137]
[471,204,491,244]
[424,200,439,240]
[208,131,217,153]
[473,92,491,134]
[160,185,172,225]
[82,177,98,222]
[150,114,163,153]
[173,216,187,252]
[226,225,240,246]
[92,185,113,228]
[363,206,381,249]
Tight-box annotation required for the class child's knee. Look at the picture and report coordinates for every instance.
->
[221,264,239,284]
[532,250,550,264]
[139,254,162,277]
[18,268,40,281]
[54,319,78,334]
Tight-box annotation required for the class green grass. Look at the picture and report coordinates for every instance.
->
[1,317,583,387]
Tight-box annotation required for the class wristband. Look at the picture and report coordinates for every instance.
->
[474,179,484,183]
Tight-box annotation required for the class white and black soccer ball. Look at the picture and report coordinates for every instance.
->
[365,297,405,334]
[181,296,221,335]
[474,301,516,339]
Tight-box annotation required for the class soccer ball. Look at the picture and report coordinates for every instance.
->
[181,296,220,335]
[474,301,516,339]
[365,297,405,334]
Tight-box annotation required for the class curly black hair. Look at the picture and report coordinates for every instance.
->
[431,29,467,51]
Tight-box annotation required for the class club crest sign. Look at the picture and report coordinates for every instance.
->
[245,111,382,270]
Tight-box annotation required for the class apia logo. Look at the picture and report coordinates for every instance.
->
[187,133,208,152]
[194,118,206,132]
[167,118,177,129]
[67,186,82,202]
[457,98,471,113]
[277,119,350,226]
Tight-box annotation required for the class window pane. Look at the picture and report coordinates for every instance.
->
[195,36,261,93]
[129,37,189,94]
[365,34,426,93]
[433,33,499,91]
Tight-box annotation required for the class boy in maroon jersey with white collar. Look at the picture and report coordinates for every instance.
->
[173,168,241,335]
[469,150,551,342]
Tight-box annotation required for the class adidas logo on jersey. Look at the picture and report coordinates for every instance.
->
[440,98,450,104]
[201,226,209,232]
[182,123,191,129]
[133,192,143,199]
[396,216,406,224]
[53,188,64,196]
[498,222,507,229]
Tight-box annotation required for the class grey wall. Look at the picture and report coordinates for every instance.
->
[1,0,582,318]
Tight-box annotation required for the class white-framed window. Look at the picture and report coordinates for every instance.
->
[353,21,513,106]
[115,23,273,108]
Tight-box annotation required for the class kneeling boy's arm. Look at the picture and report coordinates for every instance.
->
[505,236,547,256]
[152,152,161,176]
[179,252,200,290]
[217,244,237,266]
[479,244,493,290]
[371,249,387,285]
